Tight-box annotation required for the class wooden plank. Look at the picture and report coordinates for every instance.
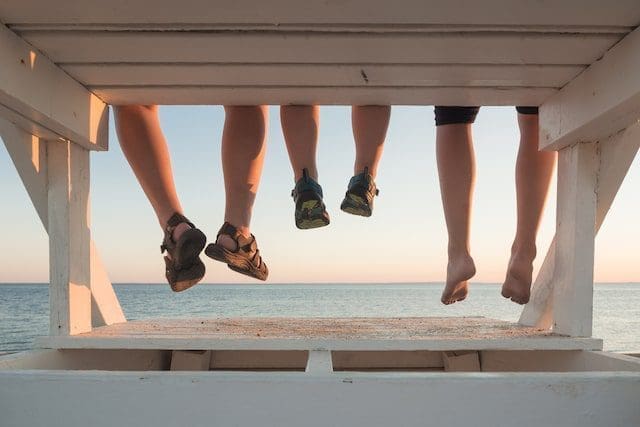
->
[47,140,92,335]
[2,0,639,26]
[34,317,603,351]
[170,350,211,371]
[481,350,640,372]
[2,371,640,427]
[62,63,582,88]
[0,24,108,150]
[17,31,621,65]
[7,24,633,34]
[442,351,481,372]
[540,27,640,151]
[92,86,556,106]
[0,118,48,226]
[520,123,640,328]
[552,143,598,337]
[305,350,333,374]
[210,351,307,370]
[0,349,170,370]
[0,118,126,328]
[332,351,444,370]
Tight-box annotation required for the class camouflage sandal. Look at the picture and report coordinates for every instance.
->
[205,222,268,281]
[161,213,207,292]
[291,168,330,229]
[340,167,379,217]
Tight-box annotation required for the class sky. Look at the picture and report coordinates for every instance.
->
[1,106,639,284]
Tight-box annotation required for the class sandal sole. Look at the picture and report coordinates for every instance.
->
[205,244,268,281]
[296,199,330,229]
[340,193,372,217]
[169,228,207,292]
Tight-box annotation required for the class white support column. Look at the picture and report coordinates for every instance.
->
[0,118,125,328]
[552,142,598,337]
[47,140,92,335]
[520,123,640,329]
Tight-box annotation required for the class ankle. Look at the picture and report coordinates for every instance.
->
[447,245,471,261]
[294,167,318,182]
[511,242,536,260]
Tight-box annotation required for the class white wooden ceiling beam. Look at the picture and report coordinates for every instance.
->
[0,24,108,150]
[540,27,640,151]
[2,0,639,26]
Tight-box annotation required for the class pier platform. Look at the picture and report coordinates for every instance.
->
[36,317,602,351]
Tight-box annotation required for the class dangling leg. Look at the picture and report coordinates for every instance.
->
[205,105,269,281]
[114,105,205,291]
[280,105,329,229]
[435,106,479,305]
[502,108,556,304]
[341,105,391,217]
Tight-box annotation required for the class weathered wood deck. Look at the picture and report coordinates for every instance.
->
[36,317,603,351]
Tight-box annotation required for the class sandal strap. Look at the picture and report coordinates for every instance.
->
[161,212,195,253]
[166,212,195,229]
[217,221,239,240]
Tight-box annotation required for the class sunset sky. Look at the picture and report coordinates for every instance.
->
[1,106,638,284]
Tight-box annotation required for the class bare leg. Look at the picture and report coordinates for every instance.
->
[502,113,556,304]
[280,105,320,181]
[436,124,477,304]
[352,105,391,177]
[114,105,190,240]
[217,105,268,250]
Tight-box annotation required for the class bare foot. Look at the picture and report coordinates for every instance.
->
[501,252,535,304]
[441,254,476,305]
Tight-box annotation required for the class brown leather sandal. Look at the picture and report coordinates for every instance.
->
[161,213,207,292]
[205,222,268,281]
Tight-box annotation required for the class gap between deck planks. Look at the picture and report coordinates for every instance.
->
[35,317,603,351]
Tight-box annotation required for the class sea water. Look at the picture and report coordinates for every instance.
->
[1,283,639,353]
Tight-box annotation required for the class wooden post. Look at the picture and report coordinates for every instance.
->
[0,118,125,329]
[47,140,92,335]
[552,142,598,337]
[520,123,640,329]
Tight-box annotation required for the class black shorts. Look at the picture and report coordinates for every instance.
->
[434,106,538,126]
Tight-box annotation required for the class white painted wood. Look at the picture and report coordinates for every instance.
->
[1,370,639,427]
[481,350,640,372]
[305,350,333,375]
[2,0,639,26]
[332,351,444,370]
[47,140,92,335]
[170,350,212,371]
[552,143,598,337]
[93,86,555,107]
[210,351,307,370]
[0,117,48,226]
[62,63,582,88]
[580,351,640,372]
[0,119,125,328]
[518,237,556,328]
[0,349,170,370]
[540,27,640,150]
[520,123,640,328]
[8,24,632,34]
[18,31,621,65]
[0,24,108,150]
[442,351,481,372]
[90,241,126,327]
[34,317,603,351]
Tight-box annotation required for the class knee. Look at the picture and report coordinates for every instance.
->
[114,104,158,117]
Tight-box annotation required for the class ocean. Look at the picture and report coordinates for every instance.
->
[1,283,639,353]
